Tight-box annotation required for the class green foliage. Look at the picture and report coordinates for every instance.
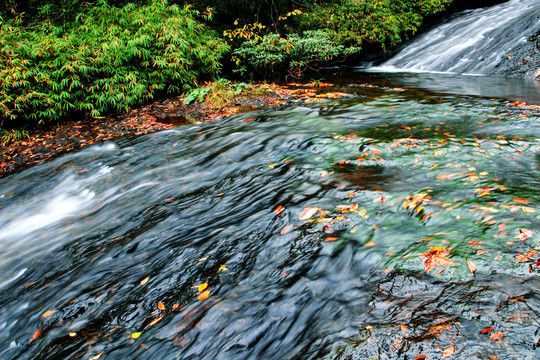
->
[0,1,229,125]
[231,30,360,79]
[297,0,455,48]
[0,126,29,145]
[184,87,212,105]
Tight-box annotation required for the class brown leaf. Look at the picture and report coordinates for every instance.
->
[442,345,455,358]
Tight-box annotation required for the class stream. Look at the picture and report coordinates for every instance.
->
[0,71,539,359]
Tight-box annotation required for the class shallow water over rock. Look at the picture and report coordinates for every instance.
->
[0,73,539,359]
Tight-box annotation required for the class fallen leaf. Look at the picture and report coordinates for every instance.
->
[512,198,530,204]
[323,224,335,233]
[480,327,494,334]
[490,332,504,340]
[364,241,376,247]
[197,290,210,301]
[498,223,506,232]
[89,353,104,360]
[197,283,208,292]
[218,265,228,272]
[515,228,533,241]
[30,329,41,342]
[41,310,57,319]
[273,205,284,214]
[140,277,149,285]
[147,315,165,327]
[280,225,293,235]
[131,332,142,339]
[516,249,538,262]
[420,247,458,273]
[299,207,319,220]
[466,259,477,275]
[442,345,455,358]
[325,237,338,242]
[158,302,165,311]
[415,355,428,360]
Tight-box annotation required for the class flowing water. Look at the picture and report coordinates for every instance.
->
[369,0,540,76]
[0,72,539,359]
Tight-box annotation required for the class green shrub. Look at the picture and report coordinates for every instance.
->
[231,30,360,79]
[0,0,229,126]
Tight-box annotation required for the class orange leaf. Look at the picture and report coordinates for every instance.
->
[490,332,504,340]
[197,290,210,301]
[498,223,506,232]
[324,237,338,242]
[420,247,458,272]
[415,356,428,360]
[41,310,57,319]
[280,225,293,235]
[147,315,164,327]
[512,198,530,204]
[364,241,376,247]
[140,276,149,285]
[157,302,165,311]
[89,353,104,360]
[480,327,494,334]
[273,205,284,214]
[30,329,41,342]
[442,345,455,358]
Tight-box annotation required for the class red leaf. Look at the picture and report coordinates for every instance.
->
[415,355,428,360]
[273,205,284,214]
[480,327,494,334]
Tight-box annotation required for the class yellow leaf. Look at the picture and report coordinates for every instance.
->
[358,209,367,217]
[89,352,104,360]
[218,265,228,272]
[197,282,208,292]
[466,259,477,275]
[140,277,149,286]
[131,332,142,339]
[521,206,535,213]
[69,332,77,337]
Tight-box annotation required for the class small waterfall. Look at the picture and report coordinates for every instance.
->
[370,0,540,76]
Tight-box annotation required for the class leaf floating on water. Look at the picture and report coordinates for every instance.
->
[515,228,533,240]
[442,345,455,358]
[364,241,375,247]
[521,206,535,213]
[420,247,458,273]
[324,237,338,242]
[280,225,293,235]
[516,250,538,262]
[197,290,210,301]
[147,315,165,327]
[131,332,142,339]
[89,353,104,360]
[490,332,504,340]
[273,205,284,214]
[69,332,77,337]
[158,302,165,311]
[414,355,428,360]
[197,282,208,292]
[218,265,228,272]
[480,327,494,334]
[140,277,149,286]
[30,329,41,342]
[323,224,334,234]
[512,198,530,204]
[41,310,57,319]
[466,259,477,275]
[299,207,319,220]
